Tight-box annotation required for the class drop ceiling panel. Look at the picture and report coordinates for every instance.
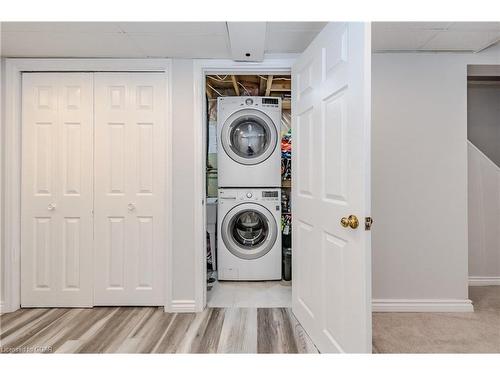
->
[423,30,500,51]
[447,22,500,31]
[267,22,327,32]
[372,27,439,51]
[373,22,500,52]
[1,21,123,33]
[374,22,451,31]
[1,31,143,57]
[266,22,327,53]
[117,22,227,34]
[126,33,230,58]
[0,21,325,58]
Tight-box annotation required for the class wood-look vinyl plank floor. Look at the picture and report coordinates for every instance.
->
[217,308,257,353]
[257,308,298,353]
[153,312,196,353]
[5,286,498,353]
[0,308,318,354]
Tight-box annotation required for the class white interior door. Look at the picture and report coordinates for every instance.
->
[291,22,372,353]
[94,73,166,306]
[21,73,94,307]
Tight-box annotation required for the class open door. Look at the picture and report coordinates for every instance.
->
[291,22,372,353]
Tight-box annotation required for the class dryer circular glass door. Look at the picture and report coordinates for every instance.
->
[221,202,278,260]
[221,109,278,165]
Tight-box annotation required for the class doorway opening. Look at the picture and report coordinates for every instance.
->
[203,73,293,308]
[466,65,500,288]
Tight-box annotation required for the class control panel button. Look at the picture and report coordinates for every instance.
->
[246,192,253,198]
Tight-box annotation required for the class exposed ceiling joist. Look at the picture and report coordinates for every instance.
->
[265,75,274,96]
[231,75,240,96]
[206,74,291,105]
[259,76,267,96]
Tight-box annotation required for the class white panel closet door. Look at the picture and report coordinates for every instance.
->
[292,23,372,352]
[21,73,94,307]
[94,73,166,306]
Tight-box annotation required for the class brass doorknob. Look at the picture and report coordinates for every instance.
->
[340,215,359,229]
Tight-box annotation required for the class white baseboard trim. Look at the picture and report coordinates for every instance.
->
[0,303,19,314]
[469,276,500,286]
[372,299,474,312]
[169,299,197,313]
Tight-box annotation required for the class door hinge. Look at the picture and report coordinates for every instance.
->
[365,217,373,231]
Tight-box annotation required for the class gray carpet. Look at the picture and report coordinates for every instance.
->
[372,286,500,353]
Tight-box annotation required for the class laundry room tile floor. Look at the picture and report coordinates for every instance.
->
[207,281,292,308]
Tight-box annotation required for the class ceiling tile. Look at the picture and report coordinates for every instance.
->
[447,22,500,31]
[1,31,143,57]
[265,30,323,53]
[0,21,325,58]
[117,21,227,35]
[267,22,327,32]
[266,22,326,53]
[126,33,230,58]
[372,22,452,31]
[1,21,122,33]
[372,26,440,51]
[422,30,500,51]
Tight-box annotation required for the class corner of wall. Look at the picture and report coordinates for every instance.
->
[1,57,5,310]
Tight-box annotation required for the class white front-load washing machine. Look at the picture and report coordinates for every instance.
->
[217,188,281,280]
[217,96,281,187]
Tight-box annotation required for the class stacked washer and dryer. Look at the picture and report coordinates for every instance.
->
[217,97,282,281]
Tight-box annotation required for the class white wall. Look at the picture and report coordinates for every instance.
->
[372,46,500,310]
[1,57,5,311]
[468,141,500,284]
[170,59,197,307]
[3,51,499,312]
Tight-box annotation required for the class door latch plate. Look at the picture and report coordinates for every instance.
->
[365,217,373,231]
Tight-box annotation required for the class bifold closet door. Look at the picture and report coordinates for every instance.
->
[93,73,166,306]
[21,73,94,307]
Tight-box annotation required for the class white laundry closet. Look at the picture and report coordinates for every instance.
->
[21,72,167,307]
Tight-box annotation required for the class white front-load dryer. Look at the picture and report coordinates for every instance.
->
[217,188,281,281]
[217,96,281,187]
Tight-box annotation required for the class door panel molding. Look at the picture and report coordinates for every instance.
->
[21,73,94,307]
[93,72,166,306]
[291,23,372,353]
[3,58,172,313]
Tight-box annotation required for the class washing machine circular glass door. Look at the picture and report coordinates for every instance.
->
[221,203,278,260]
[221,109,278,165]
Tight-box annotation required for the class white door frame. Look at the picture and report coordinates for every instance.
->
[192,57,296,311]
[2,58,173,313]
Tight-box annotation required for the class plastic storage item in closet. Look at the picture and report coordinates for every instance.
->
[206,197,218,271]
[283,247,292,281]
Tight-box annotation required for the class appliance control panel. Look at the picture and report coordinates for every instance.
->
[261,190,279,199]
[261,97,280,107]
[219,189,280,202]
[217,96,281,111]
